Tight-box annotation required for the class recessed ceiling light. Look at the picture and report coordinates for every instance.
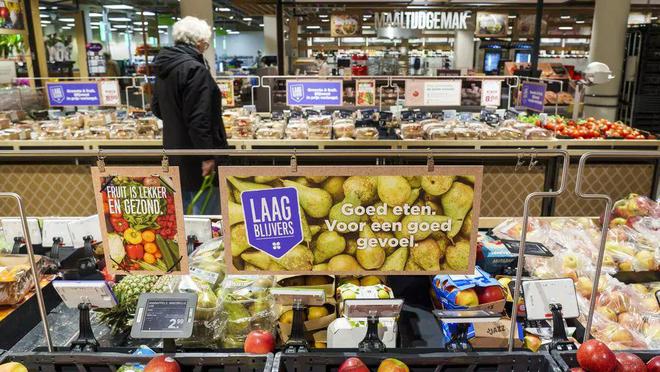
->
[91,26,99,29]
[41,20,51,24]
[134,21,147,25]
[89,12,103,17]
[243,17,252,21]
[319,15,328,18]
[158,25,168,28]
[113,24,128,28]
[103,5,133,10]
[60,17,75,22]
[139,11,155,16]
[61,26,72,30]
[560,16,571,19]
[558,26,573,30]
[363,14,372,18]
[216,7,231,12]
[508,15,517,19]
[39,6,46,10]
[575,20,585,24]
[259,23,264,27]
[229,16,234,19]
[362,25,371,29]
[652,16,659,20]
[67,23,75,27]
[321,19,329,23]
[39,14,48,18]
[109,17,131,22]
[306,25,320,29]
[90,22,100,25]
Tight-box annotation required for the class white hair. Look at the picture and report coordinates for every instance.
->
[172,16,212,46]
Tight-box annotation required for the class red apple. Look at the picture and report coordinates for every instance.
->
[243,330,275,354]
[569,368,587,372]
[576,339,619,372]
[476,286,505,304]
[377,358,409,372]
[144,355,181,372]
[614,352,646,372]
[339,357,369,372]
[647,356,660,372]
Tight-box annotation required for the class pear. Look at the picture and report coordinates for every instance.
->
[310,225,321,237]
[228,176,271,192]
[268,261,286,271]
[254,176,278,184]
[421,176,455,196]
[300,207,312,245]
[282,179,333,218]
[356,245,385,270]
[227,188,235,203]
[445,240,471,271]
[322,176,346,203]
[424,200,443,215]
[275,244,313,271]
[232,188,242,204]
[241,250,273,270]
[370,202,401,224]
[359,224,376,239]
[460,210,473,238]
[405,176,422,188]
[313,263,329,271]
[314,231,346,264]
[343,176,377,205]
[231,223,251,257]
[329,195,362,232]
[377,176,412,206]
[328,254,363,272]
[406,188,421,205]
[381,248,408,271]
[375,231,397,256]
[395,214,451,241]
[440,182,474,238]
[345,239,358,255]
[244,263,261,271]
[411,238,442,271]
[292,177,310,186]
[458,175,476,185]
[306,176,328,184]
[228,200,245,226]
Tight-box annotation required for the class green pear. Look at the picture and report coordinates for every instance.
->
[377,176,412,206]
[395,214,451,241]
[345,238,358,255]
[228,200,244,226]
[356,245,385,269]
[322,176,346,203]
[306,176,328,184]
[314,231,346,264]
[405,257,423,271]
[310,225,321,236]
[254,176,278,184]
[406,188,421,205]
[313,263,328,271]
[293,176,310,186]
[281,179,333,218]
[228,176,271,192]
[411,238,441,271]
[343,176,377,205]
[440,182,474,238]
[376,231,397,256]
[231,223,251,257]
[421,176,455,196]
[329,195,362,232]
[405,176,422,188]
[227,188,235,203]
[381,248,408,271]
[244,263,261,271]
[370,202,401,224]
[446,240,471,271]
[300,207,312,244]
[241,250,273,270]
[460,210,473,238]
[232,188,242,204]
[359,224,376,239]
[328,254,363,272]
[275,244,313,271]
[268,261,286,271]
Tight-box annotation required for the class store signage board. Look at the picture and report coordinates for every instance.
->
[99,80,120,105]
[217,80,235,107]
[480,80,502,107]
[131,293,196,339]
[374,11,470,31]
[219,165,483,275]
[331,14,360,37]
[46,81,121,107]
[91,167,189,275]
[286,80,343,106]
[356,80,376,106]
[520,82,546,112]
[405,80,462,107]
[0,218,41,245]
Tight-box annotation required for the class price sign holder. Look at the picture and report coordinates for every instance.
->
[432,309,501,352]
[523,278,579,351]
[271,288,325,353]
[131,293,197,354]
[344,299,404,353]
[53,280,117,352]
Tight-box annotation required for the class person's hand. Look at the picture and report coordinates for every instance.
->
[201,159,215,177]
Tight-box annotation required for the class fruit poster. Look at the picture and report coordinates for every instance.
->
[220,166,483,275]
[356,80,376,107]
[0,1,25,32]
[217,80,235,107]
[91,167,189,275]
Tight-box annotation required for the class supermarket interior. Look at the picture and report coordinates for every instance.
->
[0,0,659,371]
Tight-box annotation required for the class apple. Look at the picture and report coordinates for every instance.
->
[562,254,579,269]
[455,288,479,307]
[339,357,369,372]
[0,362,28,372]
[640,296,660,312]
[144,356,181,372]
[610,328,634,344]
[569,368,587,372]
[647,356,660,372]
[476,286,504,304]
[635,250,656,271]
[614,352,646,372]
[377,358,409,372]
[577,339,619,372]
[562,269,578,283]
[610,217,628,227]
[630,284,649,294]
[576,277,594,299]
[596,306,618,322]
[244,330,275,354]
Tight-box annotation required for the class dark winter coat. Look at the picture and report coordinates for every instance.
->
[151,43,227,191]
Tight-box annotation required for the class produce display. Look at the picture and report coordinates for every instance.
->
[574,339,657,372]
[224,174,478,274]
[531,115,655,140]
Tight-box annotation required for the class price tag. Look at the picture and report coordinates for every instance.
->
[53,280,117,309]
[42,218,78,247]
[1,218,42,245]
[480,80,502,107]
[67,215,102,248]
[131,293,196,339]
[184,217,212,243]
[190,266,220,285]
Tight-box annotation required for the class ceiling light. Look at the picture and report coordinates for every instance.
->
[109,17,131,22]
[319,15,328,18]
[67,23,75,27]
[362,25,371,29]
[60,17,75,22]
[575,20,585,24]
[159,30,166,34]
[91,26,99,29]
[652,16,659,20]
[228,30,240,34]
[39,6,46,10]
[51,6,57,9]
[306,25,321,29]
[41,20,51,24]
[508,15,517,19]
[139,11,155,16]
[229,16,234,19]
[216,7,231,12]
[113,24,128,28]
[558,26,573,30]
[560,16,571,19]
[39,14,48,18]
[89,12,103,17]
[103,5,133,10]
[90,22,100,25]
[134,21,147,25]
[61,26,72,30]
[243,17,252,21]
[158,25,168,28]
[321,19,329,22]
[259,23,264,27]
[363,14,372,18]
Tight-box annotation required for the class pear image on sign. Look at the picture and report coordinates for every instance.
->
[226,175,476,273]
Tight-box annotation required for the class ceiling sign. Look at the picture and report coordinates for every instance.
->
[375,11,471,31]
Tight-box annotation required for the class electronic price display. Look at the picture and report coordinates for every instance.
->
[131,293,197,339]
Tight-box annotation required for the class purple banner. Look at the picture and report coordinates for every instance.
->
[520,82,546,112]
[286,80,343,106]
[240,187,304,259]
[46,82,101,106]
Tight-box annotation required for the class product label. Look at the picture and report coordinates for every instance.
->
[47,82,101,106]
[286,80,343,106]
[520,82,546,112]
[480,80,502,107]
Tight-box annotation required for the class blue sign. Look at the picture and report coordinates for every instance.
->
[286,80,343,106]
[240,187,304,259]
[46,82,101,106]
[520,82,546,112]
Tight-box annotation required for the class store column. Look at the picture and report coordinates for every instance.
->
[263,16,278,56]
[454,30,475,71]
[584,0,631,120]
[180,0,216,75]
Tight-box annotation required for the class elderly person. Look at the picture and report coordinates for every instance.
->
[152,16,227,214]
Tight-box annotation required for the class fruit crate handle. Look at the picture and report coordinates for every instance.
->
[575,150,660,342]
[0,192,54,352]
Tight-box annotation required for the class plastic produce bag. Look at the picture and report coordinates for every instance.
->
[171,275,221,348]
[188,237,226,290]
[216,275,275,348]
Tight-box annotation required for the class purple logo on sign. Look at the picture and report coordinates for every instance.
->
[286,80,343,106]
[241,187,304,259]
[47,82,101,106]
[520,82,546,112]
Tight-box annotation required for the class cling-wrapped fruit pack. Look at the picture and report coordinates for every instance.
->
[215,275,275,348]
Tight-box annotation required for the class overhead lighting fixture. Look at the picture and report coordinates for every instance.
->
[61,26,72,30]
[558,26,573,30]
[109,17,131,22]
[259,23,264,27]
[243,17,252,21]
[319,15,328,18]
[321,19,329,22]
[134,21,147,26]
[508,15,517,19]
[89,12,103,17]
[41,20,51,24]
[113,24,129,28]
[575,20,585,24]
[306,25,321,29]
[158,25,168,28]
[90,22,100,25]
[560,16,571,19]
[66,23,75,27]
[139,11,155,16]
[652,16,659,20]
[39,14,49,18]
[91,26,99,29]
[362,25,371,29]
[39,6,46,10]
[60,17,75,22]
[229,16,234,19]
[216,7,231,12]
[159,30,166,34]
[103,5,133,10]
[363,14,372,18]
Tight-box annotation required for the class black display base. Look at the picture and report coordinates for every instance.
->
[0,282,59,350]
